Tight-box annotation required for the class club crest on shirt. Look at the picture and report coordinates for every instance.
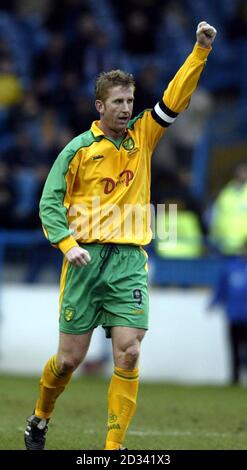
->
[123,137,135,150]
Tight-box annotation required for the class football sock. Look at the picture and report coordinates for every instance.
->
[35,355,72,419]
[104,367,139,450]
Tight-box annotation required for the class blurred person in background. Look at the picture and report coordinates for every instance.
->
[167,87,213,170]
[209,162,247,255]
[0,48,23,108]
[154,194,204,259]
[225,0,247,44]
[24,22,216,451]
[114,0,163,56]
[208,241,247,384]
[2,129,45,228]
[0,160,15,228]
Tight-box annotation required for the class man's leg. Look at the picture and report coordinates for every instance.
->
[35,331,93,417]
[25,330,93,449]
[104,326,146,450]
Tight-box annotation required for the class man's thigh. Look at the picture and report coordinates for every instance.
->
[102,246,149,335]
[59,254,104,334]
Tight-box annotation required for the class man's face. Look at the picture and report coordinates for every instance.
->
[96,85,134,135]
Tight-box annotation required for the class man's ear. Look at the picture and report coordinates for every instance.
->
[95,99,104,114]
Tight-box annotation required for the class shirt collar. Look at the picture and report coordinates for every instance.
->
[91,120,130,139]
[91,120,105,137]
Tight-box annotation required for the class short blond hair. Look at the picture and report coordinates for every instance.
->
[95,69,135,101]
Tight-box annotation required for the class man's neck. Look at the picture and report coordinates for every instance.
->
[98,121,125,141]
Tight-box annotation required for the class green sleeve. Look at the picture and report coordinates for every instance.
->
[39,137,81,244]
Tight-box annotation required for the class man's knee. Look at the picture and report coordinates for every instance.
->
[57,354,82,373]
[112,328,146,369]
[124,344,140,369]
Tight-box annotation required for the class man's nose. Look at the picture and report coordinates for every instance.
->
[122,101,129,112]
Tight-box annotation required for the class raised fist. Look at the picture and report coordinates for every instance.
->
[196,21,217,48]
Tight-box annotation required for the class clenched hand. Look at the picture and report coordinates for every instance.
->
[196,21,217,48]
[65,246,91,267]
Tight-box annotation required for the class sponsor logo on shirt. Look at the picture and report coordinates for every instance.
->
[100,170,134,194]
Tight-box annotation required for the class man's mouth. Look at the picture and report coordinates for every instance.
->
[118,116,129,124]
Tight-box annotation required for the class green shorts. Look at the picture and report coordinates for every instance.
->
[59,243,149,336]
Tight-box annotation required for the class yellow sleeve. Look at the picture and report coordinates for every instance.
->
[163,43,211,113]
[147,43,211,149]
[57,236,79,255]
[42,226,78,255]
[152,43,211,127]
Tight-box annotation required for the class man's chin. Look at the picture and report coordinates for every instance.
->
[111,126,126,135]
[116,122,129,131]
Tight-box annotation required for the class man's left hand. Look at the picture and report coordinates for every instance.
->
[196,21,217,48]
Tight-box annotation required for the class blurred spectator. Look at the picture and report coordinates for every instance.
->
[9,90,41,141]
[66,92,97,136]
[0,0,17,13]
[225,0,247,43]
[153,165,207,259]
[39,108,73,165]
[122,10,156,55]
[31,32,71,106]
[3,129,46,228]
[167,87,213,170]
[65,12,98,70]
[150,87,213,229]
[59,13,98,85]
[154,194,204,259]
[134,63,161,114]
[113,0,163,55]
[157,0,192,67]
[44,0,91,36]
[0,160,15,228]
[83,29,120,86]
[208,242,247,384]
[209,162,247,254]
[16,0,49,19]
[0,51,23,107]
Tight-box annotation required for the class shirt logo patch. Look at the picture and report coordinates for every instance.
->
[92,155,104,160]
[123,137,135,150]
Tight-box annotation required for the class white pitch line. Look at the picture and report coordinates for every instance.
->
[129,430,231,438]
[83,429,232,438]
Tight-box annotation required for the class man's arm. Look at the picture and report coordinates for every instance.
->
[40,140,91,267]
[148,21,217,147]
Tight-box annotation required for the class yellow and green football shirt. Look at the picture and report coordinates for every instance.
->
[39,44,211,254]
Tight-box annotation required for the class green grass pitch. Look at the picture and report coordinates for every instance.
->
[0,374,246,450]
